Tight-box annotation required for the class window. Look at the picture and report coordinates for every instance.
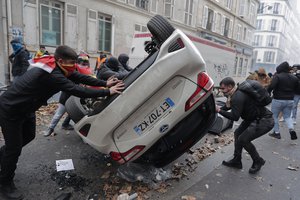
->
[256,19,262,30]
[184,0,193,25]
[205,8,214,31]
[258,2,265,14]
[151,0,158,13]
[266,35,276,47]
[40,0,63,46]
[233,57,238,76]
[239,0,246,16]
[236,24,242,41]
[135,24,148,32]
[249,2,255,25]
[98,13,112,52]
[216,13,222,33]
[224,0,232,9]
[243,27,247,41]
[164,0,174,19]
[263,51,275,63]
[273,3,280,14]
[136,0,149,10]
[253,35,262,46]
[238,58,243,76]
[270,19,277,31]
[224,18,230,37]
[243,59,248,76]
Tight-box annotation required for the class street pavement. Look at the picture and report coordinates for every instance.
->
[1,111,300,199]
[150,120,300,200]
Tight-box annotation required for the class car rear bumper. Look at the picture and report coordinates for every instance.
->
[134,94,217,167]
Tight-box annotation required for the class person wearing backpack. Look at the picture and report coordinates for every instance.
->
[267,61,298,140]
[216,77,274,174]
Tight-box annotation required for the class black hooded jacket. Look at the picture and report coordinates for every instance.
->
[267,61,298,100]
[96,57,129,80]
[118,54,132,71]
[0,66,109,119]
[10,48,30,76]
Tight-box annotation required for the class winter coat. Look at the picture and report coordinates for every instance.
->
[96,57,129,80]
[118,54,132,71]
[267,62,298,100]
[11,48,30,77]
[0,66,109,119]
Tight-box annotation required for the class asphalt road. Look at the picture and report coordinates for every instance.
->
[1,112,300,200]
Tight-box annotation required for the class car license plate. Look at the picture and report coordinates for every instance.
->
[134,97,175,135]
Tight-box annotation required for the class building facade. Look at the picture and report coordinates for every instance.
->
[0,0,259,84]
[253,0,300,73]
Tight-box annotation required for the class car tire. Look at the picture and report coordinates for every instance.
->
[147,15,175,45]
[65,96,88,123]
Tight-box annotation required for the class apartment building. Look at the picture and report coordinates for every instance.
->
[253,0,300,73]
[0,0,259,84]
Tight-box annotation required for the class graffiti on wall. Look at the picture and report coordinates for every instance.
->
[10,27,23,42]
[214,64,229,78]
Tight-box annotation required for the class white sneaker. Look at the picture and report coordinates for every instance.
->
[292,118,297,125]
[279,117,285,122]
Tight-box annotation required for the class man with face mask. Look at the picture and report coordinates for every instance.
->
[9,39,30,81]
[216,77,274,175]
[0,46,124,199]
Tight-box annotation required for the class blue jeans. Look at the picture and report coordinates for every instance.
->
[292,94,300,119]
[271,99,294,133]
[49,103,70,129]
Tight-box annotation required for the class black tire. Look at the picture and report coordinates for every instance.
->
[147,15,175,45]
[65,96,88,123]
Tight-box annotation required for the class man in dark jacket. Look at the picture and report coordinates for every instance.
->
[9,39,30,80]
[216,77,274,174]
[118,53,132,72]
[96,57,129,80]
[0,45,124,199]
[291,64,300,124]
[267,61,298,140]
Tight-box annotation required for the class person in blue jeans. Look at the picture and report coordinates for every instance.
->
[268,61,298,140]
[291,64,300,124]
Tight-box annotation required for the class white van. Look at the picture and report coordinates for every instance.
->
[129,32,242,86]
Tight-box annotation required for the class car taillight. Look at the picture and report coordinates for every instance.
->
[79,124,91,137]
[185,72,214,111]
[110,145,145,164]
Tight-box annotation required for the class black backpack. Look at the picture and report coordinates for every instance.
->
[238,79,272,107]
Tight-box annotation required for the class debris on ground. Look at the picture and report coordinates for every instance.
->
[36,103,58,126]
[181,195,196,200]
[54,192,72,200]
[287,165,299,171]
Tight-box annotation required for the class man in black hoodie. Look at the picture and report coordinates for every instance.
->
[96,57,129,80]
[118,53,133,72]
[0,46,124,200]
[267,61,298,140]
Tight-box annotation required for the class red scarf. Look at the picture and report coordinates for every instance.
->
[31,55,56,73]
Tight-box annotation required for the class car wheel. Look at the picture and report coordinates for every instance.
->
[65,96,88,123]
[147,15,175,46]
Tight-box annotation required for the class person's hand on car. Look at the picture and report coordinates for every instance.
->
[109,82,125,95]
[107,76,122,87]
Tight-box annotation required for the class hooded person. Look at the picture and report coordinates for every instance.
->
[118,53,132,72]
[267,61,298,140]
[0,45,124,199]
[9,39,30,80]
[96,56,129,80]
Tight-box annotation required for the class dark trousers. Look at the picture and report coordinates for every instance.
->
[234,116,274,161]
[0,112,36,184]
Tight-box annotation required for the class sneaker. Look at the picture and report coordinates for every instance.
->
[0,182,23,200]
[249,157,265,174]
[222,157,242,169]
[290,130,298,140]
[279,117,285,122]
[292,118,297,125]
[43,128,54,137]
[269,132,281,139]
[62,124,74,130]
